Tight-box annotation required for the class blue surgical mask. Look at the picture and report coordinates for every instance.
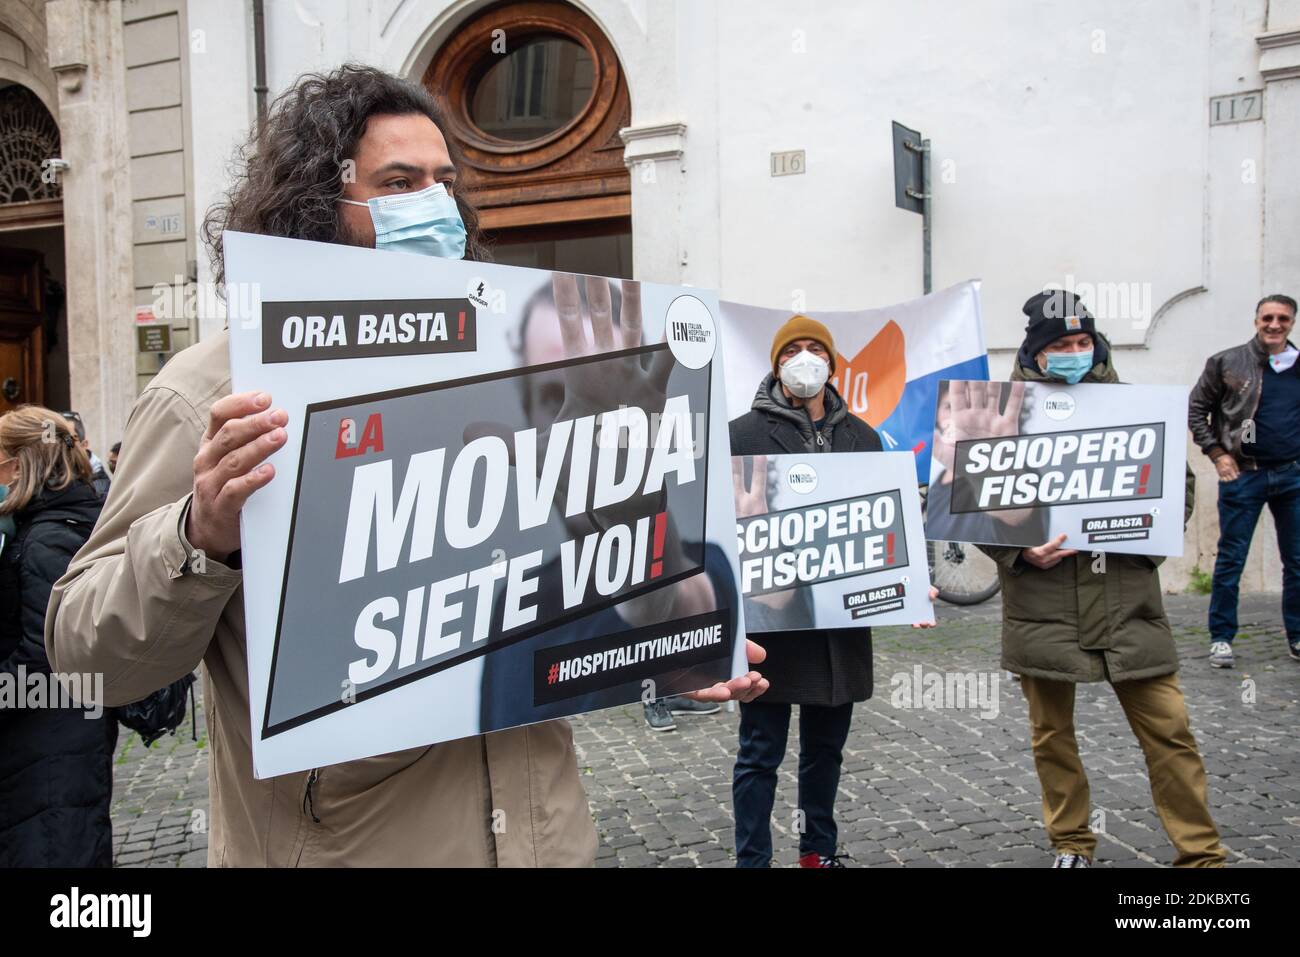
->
[341,182,466,259]
[1044,350,1094,385]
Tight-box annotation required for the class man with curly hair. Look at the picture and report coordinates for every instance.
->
[45,65,765,867]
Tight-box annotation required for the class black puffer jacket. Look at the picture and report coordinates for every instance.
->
[0,480,117,867]
[729,375,882,706]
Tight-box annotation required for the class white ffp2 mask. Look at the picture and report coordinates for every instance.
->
[779,349,830,399]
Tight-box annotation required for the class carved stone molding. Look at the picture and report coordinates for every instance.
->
[1258,28,1300,81]
[620,121,686,171]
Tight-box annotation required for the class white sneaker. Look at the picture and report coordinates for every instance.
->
[1052,853,1092,868]
[1209,641,1234,668]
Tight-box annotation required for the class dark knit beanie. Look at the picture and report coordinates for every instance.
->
[1022,290,1097,357]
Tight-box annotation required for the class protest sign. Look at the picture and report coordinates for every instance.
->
[924,380,1189,556]
[733,452,933,628]
[223,232,747,778]
[719,282,988,483]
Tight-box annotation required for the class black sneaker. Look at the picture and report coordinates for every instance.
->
[1051,853,1092,868]
[643,700,677,732]
[667,695,721,716]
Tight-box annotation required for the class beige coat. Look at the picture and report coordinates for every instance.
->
[45,332,598,867]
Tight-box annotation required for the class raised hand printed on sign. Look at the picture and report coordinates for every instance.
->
[731,454,795,615]
[551,275,680,534]
[732,454,769,520]
[949,380,1025,449]
[470,276,714,628]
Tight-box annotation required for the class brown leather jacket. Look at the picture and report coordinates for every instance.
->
[1189,335,1297,469]
[45,332,597,867]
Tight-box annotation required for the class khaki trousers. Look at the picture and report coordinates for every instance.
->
[1020,672,1226,867]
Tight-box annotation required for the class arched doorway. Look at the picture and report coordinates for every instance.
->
[422,0,632,278]
[0,82,67,414]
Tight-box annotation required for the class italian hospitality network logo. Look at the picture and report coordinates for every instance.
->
[785,462,819,494]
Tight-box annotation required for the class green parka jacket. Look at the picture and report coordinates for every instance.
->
[979,342,1195,683]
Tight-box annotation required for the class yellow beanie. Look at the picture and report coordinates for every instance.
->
[770,314,836,376]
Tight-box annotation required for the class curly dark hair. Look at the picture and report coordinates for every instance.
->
[202,63,490,287]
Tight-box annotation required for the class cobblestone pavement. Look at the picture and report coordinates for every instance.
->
[110,701,209,867]
[111,593,1298,867]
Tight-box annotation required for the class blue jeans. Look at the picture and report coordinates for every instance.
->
[732,700,853,867]
[1209,461,1300,643]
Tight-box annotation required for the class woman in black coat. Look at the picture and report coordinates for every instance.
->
[0,407,114,867]
[728,316,882,868]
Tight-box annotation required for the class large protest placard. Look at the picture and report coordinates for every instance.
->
[924,380,1189,556]
[719,282,988,484]
[223,232,748,778]
[733,452,933,628]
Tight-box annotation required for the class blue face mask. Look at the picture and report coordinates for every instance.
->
[341,182,467,259]
[1044,350,1094,385]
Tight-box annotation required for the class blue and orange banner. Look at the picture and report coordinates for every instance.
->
[719,281,990,483]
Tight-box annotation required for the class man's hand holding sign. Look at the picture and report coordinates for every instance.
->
[186,391,287,564]
[1021,533,1078,570]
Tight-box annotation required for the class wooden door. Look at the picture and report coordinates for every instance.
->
[0,247,45,413]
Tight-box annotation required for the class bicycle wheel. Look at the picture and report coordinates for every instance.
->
[919,484,1002,606]
[928,539,1001,605]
